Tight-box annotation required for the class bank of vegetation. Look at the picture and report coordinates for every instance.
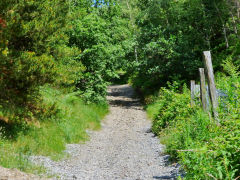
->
[134,0,240,179]
[0,0,132,173]
[147,64,239,179]
[0,0,240,178]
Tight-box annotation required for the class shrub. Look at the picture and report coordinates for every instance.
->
[151,82,193,134]
[0,0,70,123]
[0,52,55,104]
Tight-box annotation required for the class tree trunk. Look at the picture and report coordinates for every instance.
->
[214,1,229,49]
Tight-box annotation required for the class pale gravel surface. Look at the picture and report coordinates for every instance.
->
[30,85,181,180]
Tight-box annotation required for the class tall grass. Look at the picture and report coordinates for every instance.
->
[0,86,108,174]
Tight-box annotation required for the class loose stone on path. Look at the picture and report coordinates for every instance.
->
[31,85,180,180]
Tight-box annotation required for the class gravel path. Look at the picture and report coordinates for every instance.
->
[31,85,180,180]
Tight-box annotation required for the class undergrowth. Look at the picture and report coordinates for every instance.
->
[0,86,108,174]
[146,62,240,179]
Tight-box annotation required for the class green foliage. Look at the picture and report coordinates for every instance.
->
[0,0,75,122]
[2,0,69,55]
[69,3,135,102]
[0,0,136,112]
[0,86,108,171]
[0,0,239,177]
[53,46,85,90]
[0,52,55,105]
[148,62,240,179]
[132,0,240,94]
[150,83,193,134]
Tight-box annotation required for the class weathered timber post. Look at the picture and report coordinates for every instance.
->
[191,80,196,107]
[203,51,219,122]
[199,68,208,112]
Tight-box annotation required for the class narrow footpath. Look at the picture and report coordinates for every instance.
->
[32,85,180,180]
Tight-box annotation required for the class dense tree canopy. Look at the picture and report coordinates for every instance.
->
[132,0,240,94]
[0,0,239,110]
[0,0,135,104]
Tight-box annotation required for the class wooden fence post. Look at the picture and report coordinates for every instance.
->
[191,80,195,107]
[203,51,219,122]
[199,68,208,112]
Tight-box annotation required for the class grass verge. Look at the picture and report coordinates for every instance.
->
[0,86,108,175]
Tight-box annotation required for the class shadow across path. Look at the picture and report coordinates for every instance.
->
[107,85,142,110]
